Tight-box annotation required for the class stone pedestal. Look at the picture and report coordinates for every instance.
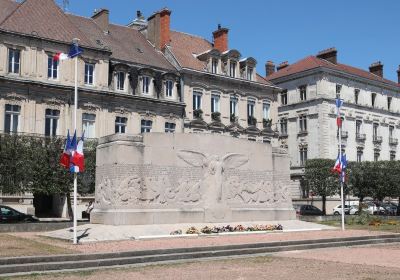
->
[91,133,295,225]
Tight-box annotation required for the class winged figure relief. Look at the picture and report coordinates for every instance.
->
[177,150,249,205]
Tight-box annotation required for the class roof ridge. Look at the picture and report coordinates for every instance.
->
[0,0,21,27]
[171,29,212,45]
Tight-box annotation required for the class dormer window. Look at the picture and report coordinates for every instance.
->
[371,93,376,107]
[142,76,150,94]
[48,56,59,80]
[211,58,218,74]
[247,67,253,81]
[116,71,125,91]
[165,80,173,98]
[229,61,236,77]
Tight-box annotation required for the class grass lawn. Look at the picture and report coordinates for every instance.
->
[0,234,75,258]
[319,219,400,233]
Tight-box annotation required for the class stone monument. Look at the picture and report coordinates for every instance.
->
[91,133,295,225]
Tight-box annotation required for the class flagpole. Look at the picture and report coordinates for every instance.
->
[336,89,345,231]
[73,39,79,245]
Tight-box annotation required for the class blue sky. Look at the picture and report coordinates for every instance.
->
[64,0,399,81]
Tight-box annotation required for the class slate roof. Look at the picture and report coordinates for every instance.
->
[0,0,175,71]
[267,55,399,88]
[68,14,175,70]
[169,30,272,85]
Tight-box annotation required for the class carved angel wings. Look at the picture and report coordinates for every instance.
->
[177,150,249,169]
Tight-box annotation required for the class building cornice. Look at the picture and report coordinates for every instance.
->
[0,75,185,108]
[270,67,400,93]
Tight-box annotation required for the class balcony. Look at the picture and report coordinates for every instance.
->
[337,130,348,139]
[389,137,398,145]
[372,135,383,144]
[247,116,257,126]
[356,133,366,142]
[297,130,308,136]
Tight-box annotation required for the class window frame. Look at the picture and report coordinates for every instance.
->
[354,89,360,105]
[299,115,307,132]
[165,80,174,98]
[45,108,60,137]
[211,58,218,74]
[280,118,288,135]
[211,93,220,113]
[47,56,59,80]
[141,119,153,133]
[299,85,307,101]
[8,48,20,74]
[193,91,202,111]
[263,102,270,120]
[229,61,236,78]
[247,99,255,118]
[230,96,238,116]
[82,113,96,138]
[84,63,95,85]
[165,122,176,133]
[116,71,125,91]
[142,75,151,94]
[4,104,20,134]
[281,91,288,105]
[115,116,127,134]
[299,147,308,166]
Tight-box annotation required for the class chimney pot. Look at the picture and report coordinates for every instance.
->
[369,61,383,78]
[265,61,276,77]
[316,47,337,64]
[213,25,229,52]
[277,61,289,71]
[92,8,109,33]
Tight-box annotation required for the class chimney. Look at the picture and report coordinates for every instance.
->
[277,61,289,71]
[369,61,383,78]
[316,47,337,64]
[127,10,147,29]
[213,24,229,52]
[147,8,171,50]
[265,61,275,77]
[92,8,109,33]
[397,65,400,83]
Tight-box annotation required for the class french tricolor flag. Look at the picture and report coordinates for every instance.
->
[332,155,341,174]
[70,132,85,173]
[53,42,83,62]
[59,130,71,169]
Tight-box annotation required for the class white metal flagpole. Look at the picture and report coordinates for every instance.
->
[337,95,345,231]
[73,39,79,245]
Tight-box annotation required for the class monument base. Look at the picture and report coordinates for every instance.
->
[91,208,295,226]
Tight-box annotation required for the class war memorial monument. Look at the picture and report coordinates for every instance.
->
[91,133,295,225]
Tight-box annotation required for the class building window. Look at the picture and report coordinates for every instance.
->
[8,48,20,74]
[387,96,392,110]
[165,80,173,97]
[116,71,125,91]
[142,76,150,94]
[247,67,253,81]
[373,123,379,139]
[354,89,359,105]
[356,120,362,136]
[165,122,176,133]
[389,125,394,139]
[374,152,379,162]
[211,94,220,113]
[299,85,307,101]
[4,104,20,133]
[211,58,218,74]
[82,113,96,138]
[115,116,127,133]
[247,100,255,117]
[299,115,307,132]
[229,61,236,77]
[230,96,238,117]
[356,150,363,163]
[371,93,376,107]
[299,147,308,166]
[281,90,288,105]
[263,102,270,120]
[280,118,288,135]
[390,152,396,161]
[141,119,152,133]
[45,109,60,137]
[193,91,202,110]
[47,57,59,79]
[84,63,94,85]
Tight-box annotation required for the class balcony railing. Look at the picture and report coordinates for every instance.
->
[356,133,366,142]
[372,135,383,144]
[337,130,348,139]
[389,137,398,145]
[297,130,308,136]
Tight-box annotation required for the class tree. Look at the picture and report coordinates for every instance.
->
[347,161,374,207]
[0,134,96,220]
[304,159,339,215]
